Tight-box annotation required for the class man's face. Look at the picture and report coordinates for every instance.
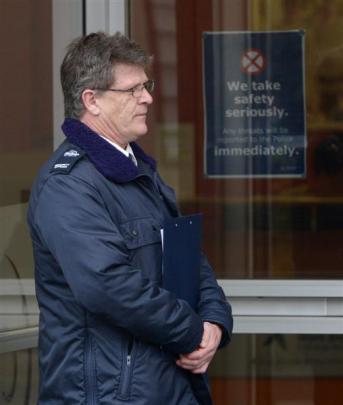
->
[95,63,153,147]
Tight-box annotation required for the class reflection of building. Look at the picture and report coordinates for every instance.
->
[1,1,343,404]
[317,48,343,121]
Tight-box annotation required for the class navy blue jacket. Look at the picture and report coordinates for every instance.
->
[27,118,233,404]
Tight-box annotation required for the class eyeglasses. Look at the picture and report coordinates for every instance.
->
[98,79,155,98]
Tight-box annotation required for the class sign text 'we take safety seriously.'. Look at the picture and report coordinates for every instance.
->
[203,31,306,178]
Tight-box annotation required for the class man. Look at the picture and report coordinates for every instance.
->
[28,32,232,405]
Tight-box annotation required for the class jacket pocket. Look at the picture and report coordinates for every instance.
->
[84,331,98,405]
[120,217,162,282]
[117,336,136,400]
[120,217,161,250]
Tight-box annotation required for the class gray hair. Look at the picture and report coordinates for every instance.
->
[60,32,151,118]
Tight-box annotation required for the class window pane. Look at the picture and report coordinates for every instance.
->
[209,334,343,405]
[0,0,53,334]
[0,348,38,404]
[130,0,343,279]
[0,0,52,207]
[0,1,81,403]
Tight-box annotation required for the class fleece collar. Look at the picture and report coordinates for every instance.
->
[61,118,156,183]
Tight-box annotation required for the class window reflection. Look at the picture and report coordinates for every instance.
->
[0,0,52,334]
[209,334,343,405]
[0,349,38,404]
[0,2,52,403]
[0,0,52,207]
[131,0,343,279]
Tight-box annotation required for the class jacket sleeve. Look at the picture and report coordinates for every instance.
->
[197,253,233,348]
[32,174,203,355]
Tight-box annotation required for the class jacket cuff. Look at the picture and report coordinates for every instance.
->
[163,317,204,355]
[181,320,204,353]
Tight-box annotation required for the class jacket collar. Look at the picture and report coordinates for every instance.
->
[61,118,156,183]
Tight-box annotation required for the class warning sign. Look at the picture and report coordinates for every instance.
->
[241,49,266,75]
[203,31,306,178]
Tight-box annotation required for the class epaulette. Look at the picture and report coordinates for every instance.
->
[50,147,85,174]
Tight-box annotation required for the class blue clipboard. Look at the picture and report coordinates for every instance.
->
[162,214,202,310]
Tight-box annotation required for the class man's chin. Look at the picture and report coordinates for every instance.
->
[132,126,148,140]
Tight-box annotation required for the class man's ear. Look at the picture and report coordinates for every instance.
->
[81,89,100,115]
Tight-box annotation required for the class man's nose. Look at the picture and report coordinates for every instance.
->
[140,87,153,104]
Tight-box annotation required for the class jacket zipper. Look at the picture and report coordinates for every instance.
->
[118,337,135,399]
[85,331,97,405]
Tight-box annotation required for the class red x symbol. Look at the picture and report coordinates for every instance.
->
[241,49,266,75]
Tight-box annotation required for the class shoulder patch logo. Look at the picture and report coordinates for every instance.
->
[54,163,70,169]
[64,149,80,157]
[50,146,84,174]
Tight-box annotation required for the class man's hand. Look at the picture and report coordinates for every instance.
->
[176,321,222,374]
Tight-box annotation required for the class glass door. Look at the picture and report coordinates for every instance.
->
[129,0,343,404]
[0,1,83,403]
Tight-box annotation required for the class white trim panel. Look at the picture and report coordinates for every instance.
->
[0,327,38,354]
[52,0,83,149]
[85,0,127,34]
[230,297,332,317]
[234,316,343,334]
[219,279,343,298]
[0,279,36,296]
